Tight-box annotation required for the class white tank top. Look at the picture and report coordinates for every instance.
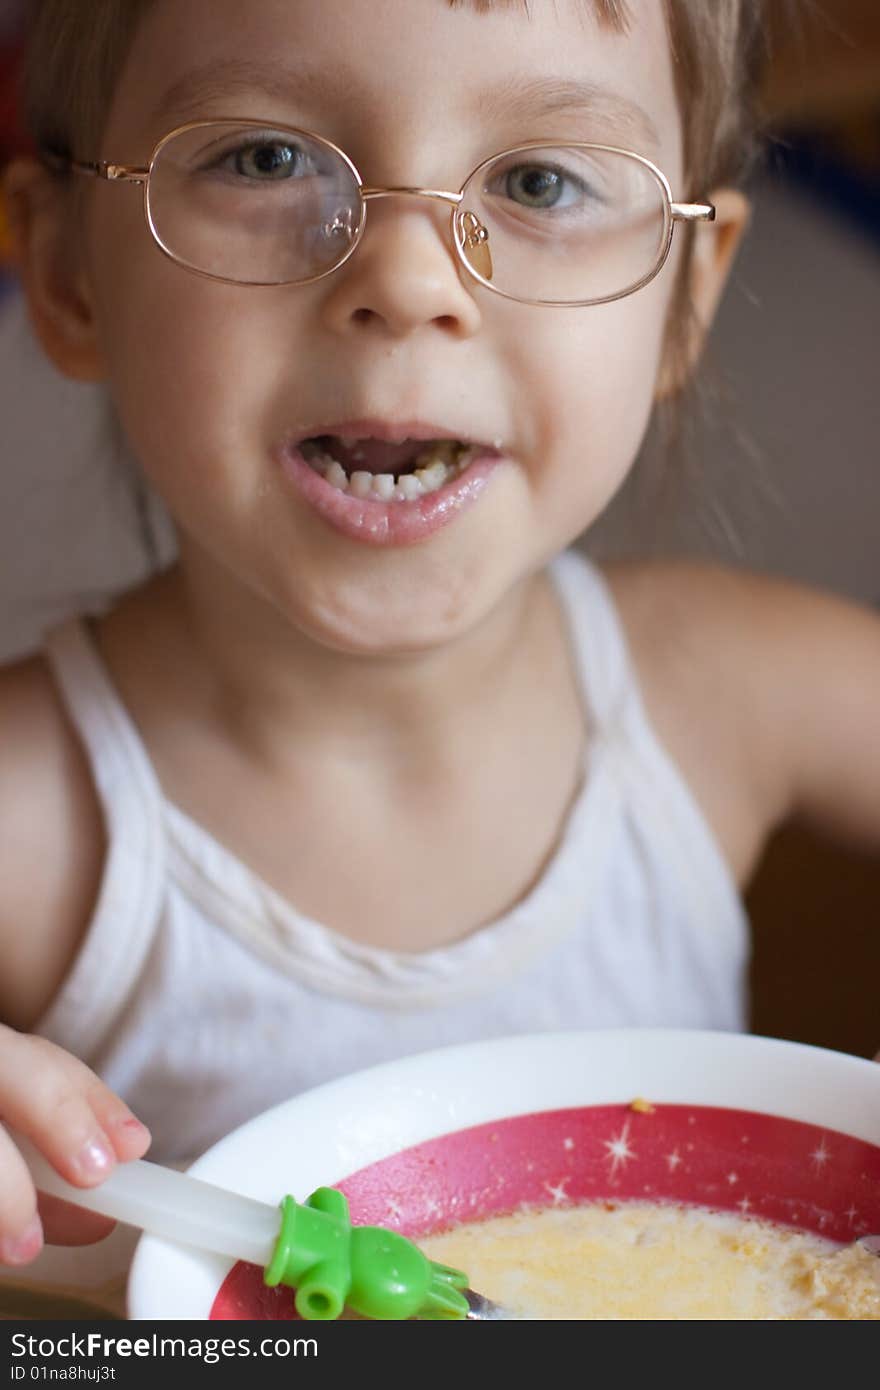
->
[35,550,749,1163]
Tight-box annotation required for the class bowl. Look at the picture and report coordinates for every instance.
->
[127,1028,880,1319]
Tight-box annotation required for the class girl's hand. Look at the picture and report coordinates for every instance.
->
[0,1026,151,1267]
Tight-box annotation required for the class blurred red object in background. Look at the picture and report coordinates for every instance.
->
[0,0,26,161]
[0,45,24,161]
[0,10,25,269]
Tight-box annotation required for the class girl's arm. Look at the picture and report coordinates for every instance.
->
[608,561,880,879]
[737,574,880,851]
[0,657,151,1265]
[0,656,105,1030]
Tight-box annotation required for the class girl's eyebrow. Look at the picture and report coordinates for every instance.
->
[476,74,659,150]
[152,58,659,151]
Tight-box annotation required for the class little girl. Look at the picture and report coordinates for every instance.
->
[1,0,879,1272]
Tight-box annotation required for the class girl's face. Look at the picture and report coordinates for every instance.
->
[76,0,701,653]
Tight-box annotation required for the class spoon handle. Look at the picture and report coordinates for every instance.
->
[17,1134,279,1266]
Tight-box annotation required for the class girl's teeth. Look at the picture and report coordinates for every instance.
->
[300,440,483,499]
[349,471,373,498]
[415,461,448,492]
[397,474,424,501]
[325,460,349,491]
[372,473,396,501]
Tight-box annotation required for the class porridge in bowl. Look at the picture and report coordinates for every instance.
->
[420,1201,880,1319]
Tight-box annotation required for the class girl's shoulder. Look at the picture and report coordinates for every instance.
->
[602,555,880,710]
[601,558,880,877]
[0,655,105,1031]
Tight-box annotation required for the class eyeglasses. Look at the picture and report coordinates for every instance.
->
[48,119,715,306]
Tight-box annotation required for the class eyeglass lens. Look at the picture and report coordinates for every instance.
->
[147,123,670,300]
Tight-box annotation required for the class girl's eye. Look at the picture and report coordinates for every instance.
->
[493,161,601,213]
[231,141,306,179]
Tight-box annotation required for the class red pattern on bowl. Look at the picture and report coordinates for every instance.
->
[211,1102,880,1319]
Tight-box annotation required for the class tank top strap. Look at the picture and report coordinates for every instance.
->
[551,549,745,948]
[549,548,638,736]
[37,618,166,1060]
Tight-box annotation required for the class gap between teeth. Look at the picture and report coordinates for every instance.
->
[301,440,482,500]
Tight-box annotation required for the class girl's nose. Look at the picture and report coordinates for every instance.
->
[318,199,483,340]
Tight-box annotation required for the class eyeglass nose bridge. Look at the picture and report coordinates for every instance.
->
[360,186,462,206]
[358,185,493,281]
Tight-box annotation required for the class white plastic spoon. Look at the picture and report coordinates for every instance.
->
[17,1134,281,1268]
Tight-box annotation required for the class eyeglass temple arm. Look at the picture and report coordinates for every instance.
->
[365,191,715,222]
[41,149,148,184]
[671,202,715,223]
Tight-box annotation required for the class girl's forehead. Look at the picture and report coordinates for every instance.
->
[111,0,680,161]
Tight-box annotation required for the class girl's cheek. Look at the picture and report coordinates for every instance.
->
[533,306,665,440]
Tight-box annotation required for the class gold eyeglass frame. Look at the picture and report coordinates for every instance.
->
[51,118,716,307]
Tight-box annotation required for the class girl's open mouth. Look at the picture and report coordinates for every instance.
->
[277,432,506,546]
[301,435,481,501]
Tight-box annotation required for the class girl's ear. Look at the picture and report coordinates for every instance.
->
[3,157,106,382]
[655,186,751,399]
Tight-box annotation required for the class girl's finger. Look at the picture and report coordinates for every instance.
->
[73,1078,151,1162]
[0,1028,149,1190]
[0,1029,116,1187]
[0,1123,42,1264]
[0,1129,117,1258]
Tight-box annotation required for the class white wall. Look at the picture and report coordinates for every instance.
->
[587,166,880,606]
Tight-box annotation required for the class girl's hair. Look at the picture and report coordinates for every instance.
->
[24,0,767,188]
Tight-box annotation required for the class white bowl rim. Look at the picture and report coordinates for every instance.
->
[127,1027,880,1319]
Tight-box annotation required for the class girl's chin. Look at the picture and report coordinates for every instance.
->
[295,609,472,658]
[276,578,493,658]
[263,539,531,657]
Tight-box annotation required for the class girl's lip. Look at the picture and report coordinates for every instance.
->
[276,441,504,546]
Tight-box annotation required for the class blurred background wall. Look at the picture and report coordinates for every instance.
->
[589,0,880,608]
[0,1,878,1054]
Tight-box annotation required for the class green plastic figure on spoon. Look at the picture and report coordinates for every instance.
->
[265,1186,471,1319]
